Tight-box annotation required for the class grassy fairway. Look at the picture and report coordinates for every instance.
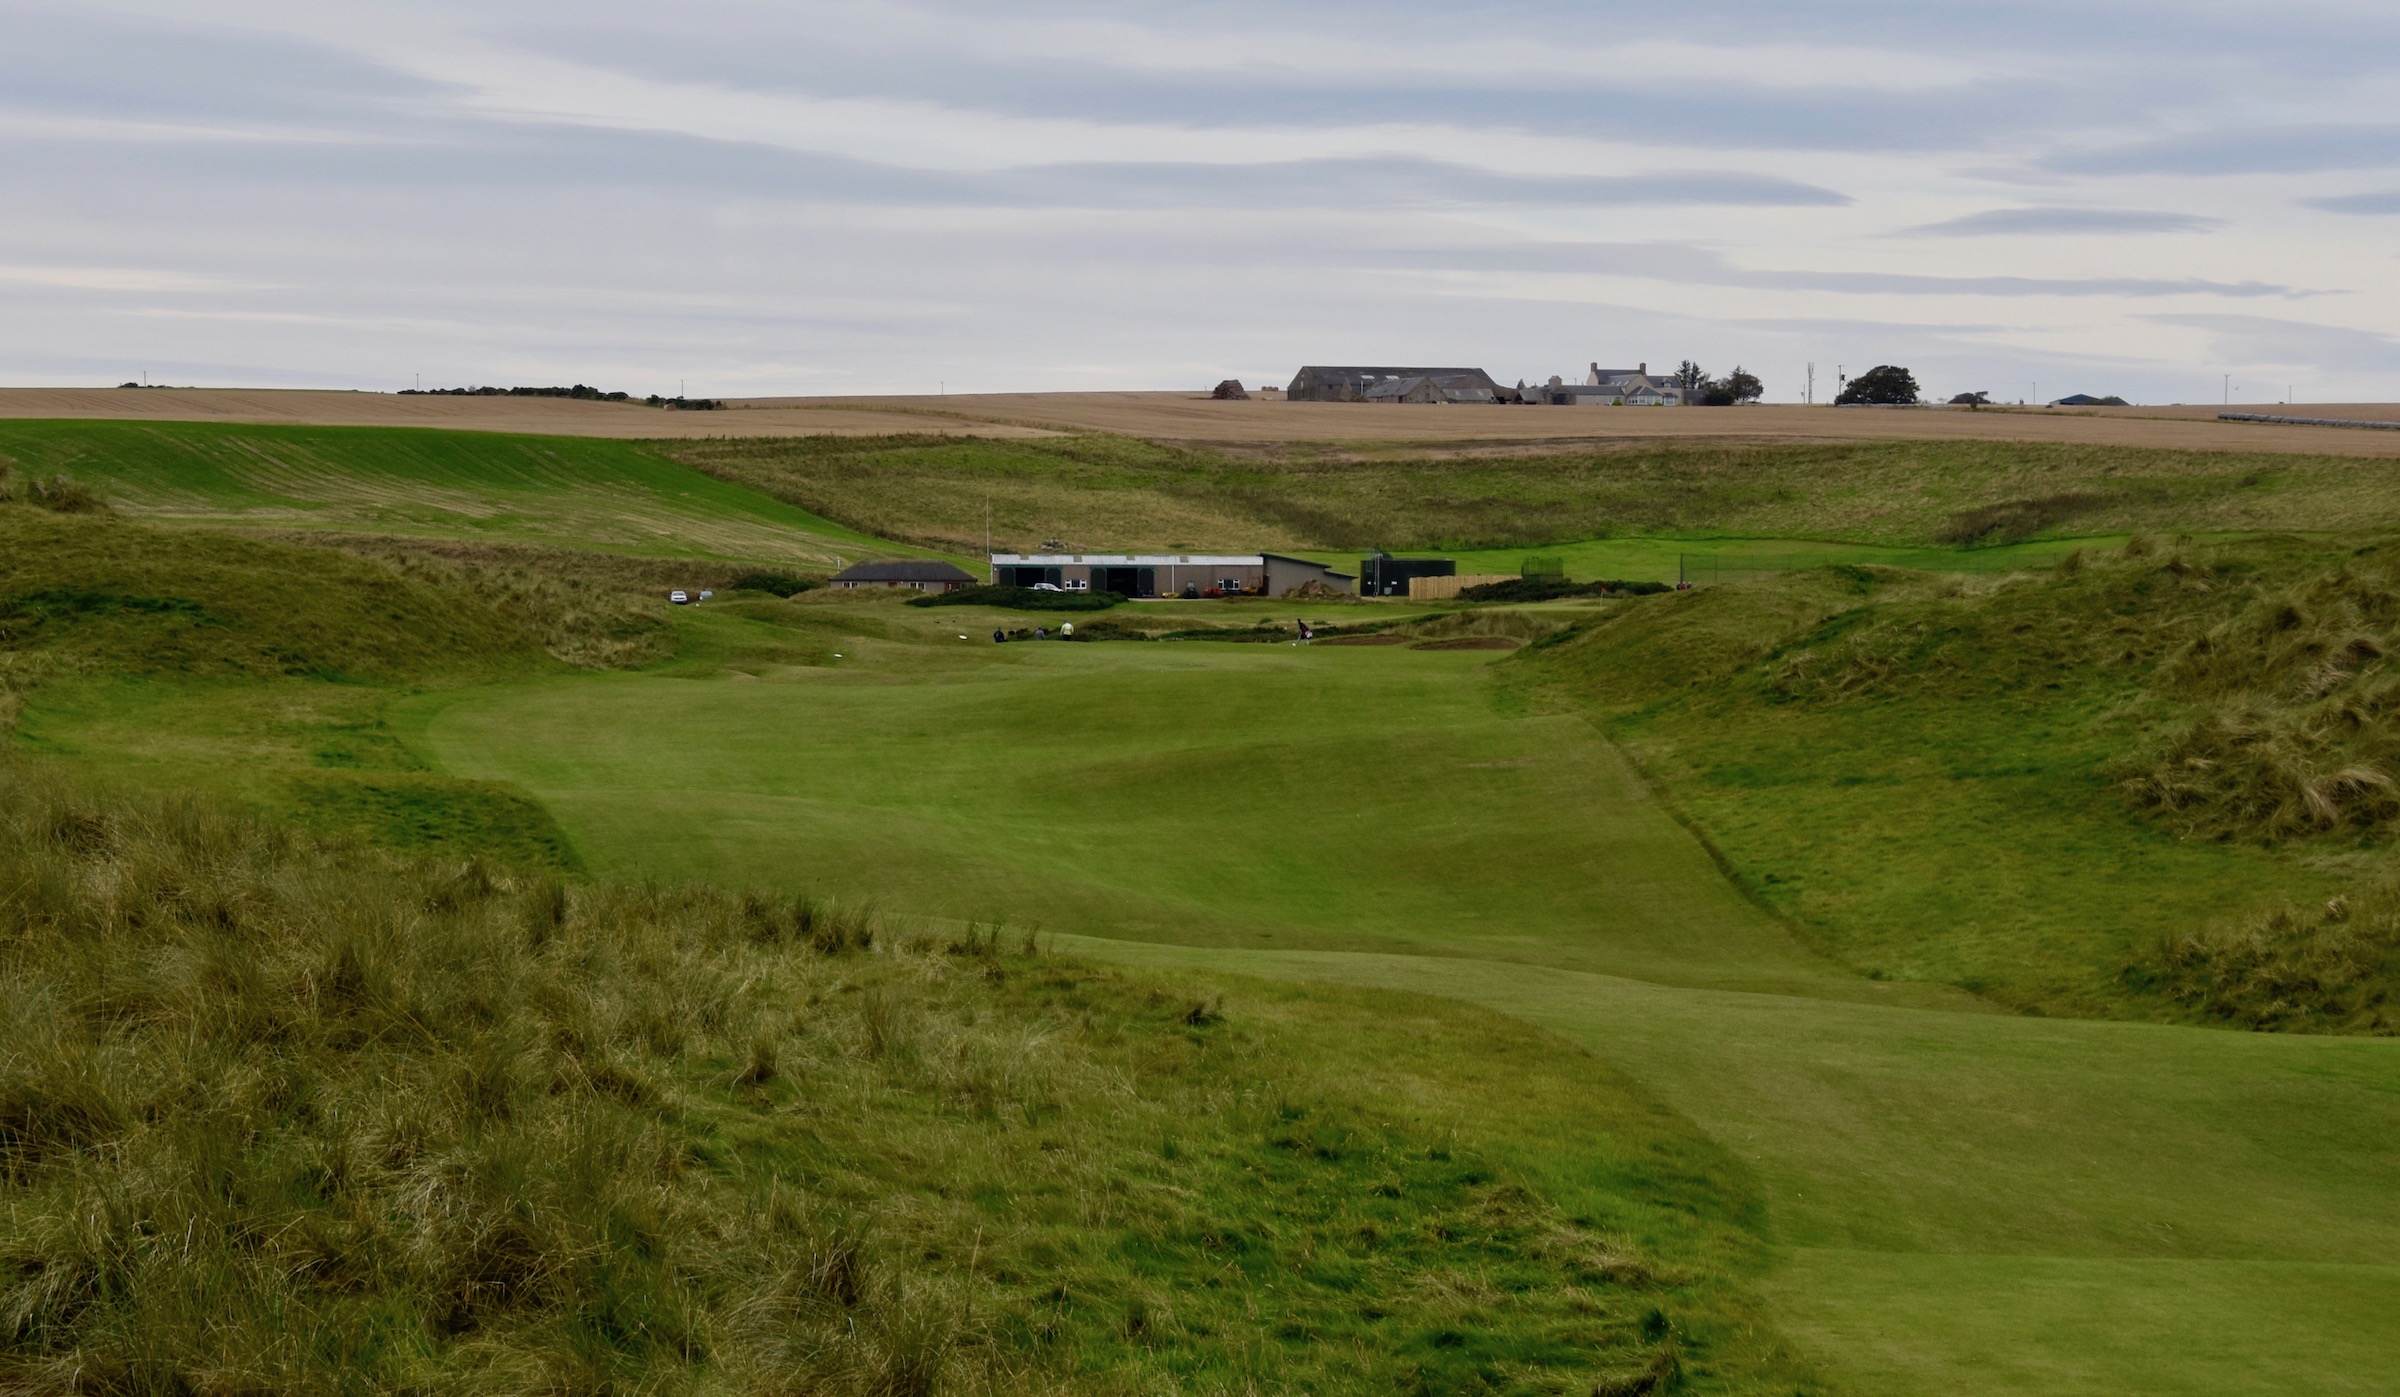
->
[0,419,920,568]
[410,639,1862,998]
[408,615,2400,1395]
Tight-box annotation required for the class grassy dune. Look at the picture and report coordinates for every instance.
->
[1519,536,2400,1026]
[0,763,1794,1393]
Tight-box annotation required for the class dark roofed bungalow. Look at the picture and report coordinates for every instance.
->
[830,559,978,593]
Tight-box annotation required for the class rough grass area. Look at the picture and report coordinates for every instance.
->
[1516,537,2400,1024]
[2130,879,2400,1033]
[0,462,105,515]
[0,510,546,683]
[666,433,2400,557]
[2119,550,2400,842]
[0,763,1797,1394]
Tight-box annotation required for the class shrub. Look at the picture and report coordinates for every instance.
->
[0,465,106,514]
[729,570,821,596]
[908,585,1123,611]
[1457,577,1670,602]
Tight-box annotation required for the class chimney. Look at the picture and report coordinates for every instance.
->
[1639,362,1647,374]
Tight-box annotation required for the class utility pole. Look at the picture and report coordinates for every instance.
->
[2223,373,2230,406]
[1805,362,1814,405]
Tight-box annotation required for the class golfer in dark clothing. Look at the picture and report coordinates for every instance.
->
[992,629,1005,643]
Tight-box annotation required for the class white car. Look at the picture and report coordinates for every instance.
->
[669,589,689,604]
[1031,582,1063,592]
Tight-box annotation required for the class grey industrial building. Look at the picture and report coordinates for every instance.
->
[989,553,1354,598]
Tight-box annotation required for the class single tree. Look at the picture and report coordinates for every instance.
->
[1713,367,1763,404]
[1836,365,1919,406]
[1672,360,1709,393]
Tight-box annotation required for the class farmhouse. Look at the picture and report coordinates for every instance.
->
[830,560,977,593]
[990,553,1355,598]
[1287,366,1503,404]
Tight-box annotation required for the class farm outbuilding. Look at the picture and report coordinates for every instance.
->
[989,553,1355,598]
[1287,366,1503,404]
[830,560,978,593]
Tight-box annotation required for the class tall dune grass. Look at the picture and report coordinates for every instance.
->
[0,761,1729,1392]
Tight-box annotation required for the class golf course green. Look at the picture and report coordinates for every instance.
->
[410,616,2400,1396]
[15,420,2400,1392]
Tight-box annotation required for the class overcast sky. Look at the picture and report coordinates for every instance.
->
[6,0,2400,402]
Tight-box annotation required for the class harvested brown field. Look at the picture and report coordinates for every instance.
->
[783,392,2400,457]
[12,387,2400,456]
[0,388,1057,440]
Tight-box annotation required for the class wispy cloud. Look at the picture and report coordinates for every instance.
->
[1907,207,2223,237]
[2308,190,2400,215]
[2052,125,2400,177]
[2145,314,2400,375]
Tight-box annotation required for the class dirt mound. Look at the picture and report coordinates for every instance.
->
[1410,636,1522,651]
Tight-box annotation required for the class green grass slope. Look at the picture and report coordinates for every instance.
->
[0,508,540,682]
[0,419,920,569]
[0,509,616,865]
[407,640,1858,998]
